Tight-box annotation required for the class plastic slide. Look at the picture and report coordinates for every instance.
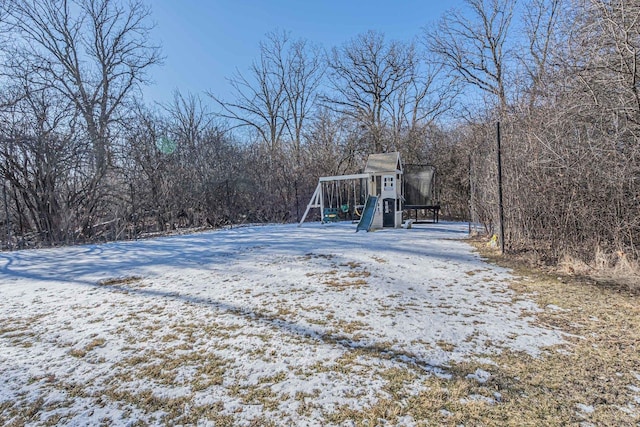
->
[356,196,378,232]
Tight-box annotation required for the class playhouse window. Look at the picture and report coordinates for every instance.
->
[383,176,394,191]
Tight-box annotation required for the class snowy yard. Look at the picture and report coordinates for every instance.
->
[0,221,597,425]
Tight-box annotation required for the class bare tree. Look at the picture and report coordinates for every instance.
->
[281,37,324,154]
[586,0,640,124]
[164,91,243,227]
[211,31,287,152]
[0,68,89,246]
[323,30,453,156]
[323,30,416,153]
[210,30,323,154]
[210,31,325,222]
[120,104,173,232]
[0,0,161,243]
[548,0,640,258]
[164,91,215,154]
[426,0,516,113]
[452,0,640,267]
[3,0,161,173]
[518,0,562,108]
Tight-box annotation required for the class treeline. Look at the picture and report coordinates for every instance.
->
[456,0,640,269]
[0,0,638,274]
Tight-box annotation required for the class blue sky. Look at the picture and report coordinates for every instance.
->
[142,0,463,106]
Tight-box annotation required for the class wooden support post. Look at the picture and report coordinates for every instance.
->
[298,182,322,227]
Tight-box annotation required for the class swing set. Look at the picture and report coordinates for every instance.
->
[321,179,364,222]
[299,174,369,225]
[299,152,407,230]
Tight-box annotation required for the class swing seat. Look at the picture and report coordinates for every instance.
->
[323,207,339,223]
[340,204,350,213]
[353,204,364,219]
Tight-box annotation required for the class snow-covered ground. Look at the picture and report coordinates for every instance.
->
[0,221,564,425]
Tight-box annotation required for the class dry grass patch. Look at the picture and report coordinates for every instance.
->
[97,275,143,286]
[321,269,370,288]
[557,249,640,291]
[307,270,370,288]
[69,337,106,358]
[465,269,487,276]
[456,240,640,425]
[102,388,191,421]
[295,390,321,416]
[303,255,371,288]
[6,235,639,426]
[324,398,405,425]
[340,261,363,269]
[0,314,50,348]
[380,367,419,396]
[114,347,231,390]
[302,253,335,261]
[436,340,456,352]
[302,241,640,425]
[236,384,282,412]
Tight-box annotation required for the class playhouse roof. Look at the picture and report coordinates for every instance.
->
[364,152,403,174]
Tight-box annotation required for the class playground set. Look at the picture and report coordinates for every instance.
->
[299,152,440,231]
